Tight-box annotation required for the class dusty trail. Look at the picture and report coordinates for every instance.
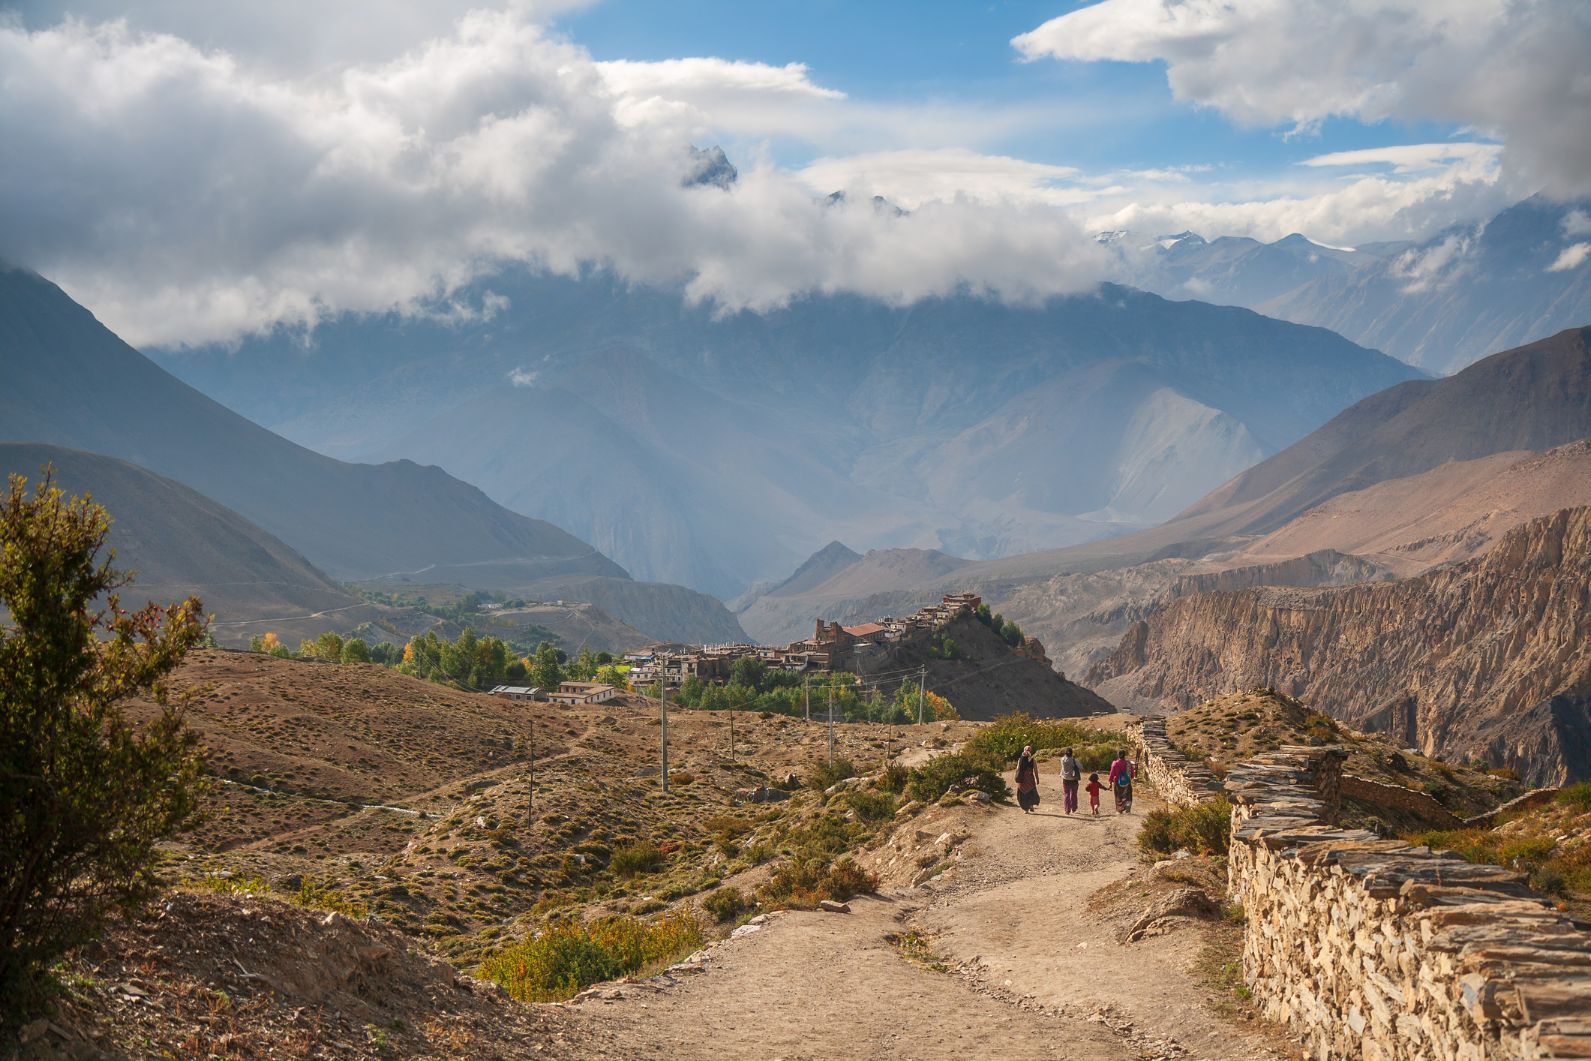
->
[573,771,1285,1060]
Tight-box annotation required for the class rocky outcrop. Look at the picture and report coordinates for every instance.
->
[1090,507,1591,785]
[1163,549,1387,601]
[1225,747,1591,1060]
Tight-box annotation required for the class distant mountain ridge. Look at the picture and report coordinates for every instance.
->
[1129,195,1591,374]
[0,266,747,645]
[150,270,1419,597]
[744,329,1591,676]
[0,441,384,647]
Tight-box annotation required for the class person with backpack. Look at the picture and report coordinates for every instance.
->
[1058,746,1081,814]
[1108,749,1135,814]
[1015,744,1040,813]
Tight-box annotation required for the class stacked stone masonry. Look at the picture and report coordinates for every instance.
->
[1226,748,1591,1060]
[1123,717,1591,1059]
[1126,717,1225,809]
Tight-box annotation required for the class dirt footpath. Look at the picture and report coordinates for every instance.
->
[573,774,1287,1060]
[917,784,1286,1060]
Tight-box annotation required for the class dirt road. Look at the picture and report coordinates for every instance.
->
[571,775,1287,1060]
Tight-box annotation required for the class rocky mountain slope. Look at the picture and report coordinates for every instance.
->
[0,266,746,644]
[0,442,387,647]
[1230,440,1591,575]
[1129,195,1591,375]
[1089,507,1591,785]
[1171,326,1591,541]
[762,328,1591,673]
[150,268,1418,595]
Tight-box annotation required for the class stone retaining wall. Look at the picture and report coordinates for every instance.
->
[1125,717,1225,809]
[1465,788,1565,829]
[1340,772,1464,827]
[1225,748,1591,1060]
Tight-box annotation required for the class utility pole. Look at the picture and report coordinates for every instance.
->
[804,675,810,722]
[827,682,835,763]
[917,668,926,725]
[729,689,736,764]
[526,718,536,827]
[660,668,670,794]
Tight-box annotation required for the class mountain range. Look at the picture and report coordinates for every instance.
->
[150,271,1417,597]
[1127,195,1591,375]
[0,265,746,645]
[736,327,1591,666]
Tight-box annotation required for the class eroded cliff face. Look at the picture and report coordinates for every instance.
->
[1089,507,1591,785]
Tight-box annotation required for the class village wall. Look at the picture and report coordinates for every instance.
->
[1125,716,1224,809]
[1225,750,1589,1060]
[1122,718,1589,1059]
[1338,772,1463,826]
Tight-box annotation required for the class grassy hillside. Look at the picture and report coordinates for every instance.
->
[129,650,986,967]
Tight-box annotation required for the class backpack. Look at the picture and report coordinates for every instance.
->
[1061,757,1080,781]
[1114,766,1132,787]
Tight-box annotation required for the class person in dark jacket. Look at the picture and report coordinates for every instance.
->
[1016,745,1040,812]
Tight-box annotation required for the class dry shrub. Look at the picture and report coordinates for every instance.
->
[1139,798,1232,857]
[611,841,665,878]
[758,856,877,910]
[476,912,704,1002]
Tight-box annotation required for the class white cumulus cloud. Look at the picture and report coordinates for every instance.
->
[1014,0,1591,198]
[1547,242,1591,272]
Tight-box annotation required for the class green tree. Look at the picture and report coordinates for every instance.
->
[729,656,767,693]
[0,472,206,1021]
[1000,620,1024,647]
[532,641,564,689]
[570,647,599,681]
[340,637,371,663]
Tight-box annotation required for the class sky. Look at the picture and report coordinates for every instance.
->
[1,0,1587,346]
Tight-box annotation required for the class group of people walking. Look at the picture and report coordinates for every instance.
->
[1014,745,1135,815]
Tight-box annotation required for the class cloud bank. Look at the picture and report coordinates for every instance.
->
[0,13,1110,346]
[1014,0,1591,198]
[1,1,1583,347]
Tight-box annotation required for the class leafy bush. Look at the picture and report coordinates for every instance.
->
[759,856,877,910]
[1558,782,1591,813]
[0,471,206,1023]
[476,912,704,1002]
[843,790,898,823]
[701,886,750,922]
[906,753,1007,804]
[966,713,1116,770]
[808,757,857,791]
[611,841,665,878]
[1138,798,1233,857]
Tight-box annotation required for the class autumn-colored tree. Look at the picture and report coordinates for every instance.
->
[0,471,206,1023]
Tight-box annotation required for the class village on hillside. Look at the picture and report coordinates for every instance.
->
[488,593,991,704]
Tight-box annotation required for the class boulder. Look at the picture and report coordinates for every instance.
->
[818,900,851,914]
